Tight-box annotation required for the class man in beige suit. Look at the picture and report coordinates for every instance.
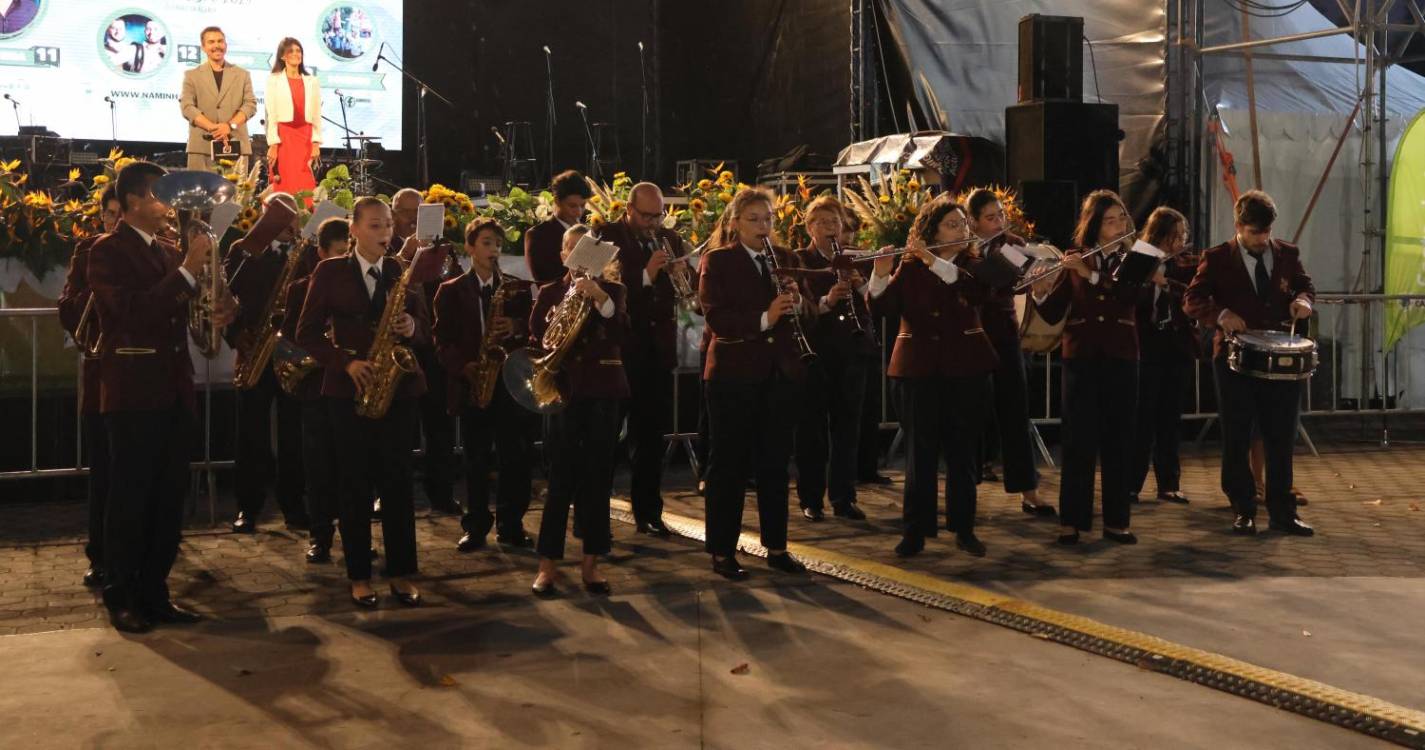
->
[179,26,257,170]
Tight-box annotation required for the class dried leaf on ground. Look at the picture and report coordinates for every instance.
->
[730,663,750,675]
[439,674,458,687]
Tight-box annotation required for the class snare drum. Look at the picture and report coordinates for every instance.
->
[1227,330,1317,381]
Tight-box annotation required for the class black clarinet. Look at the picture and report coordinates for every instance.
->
[762,237,818,363]
[829,236,867,336]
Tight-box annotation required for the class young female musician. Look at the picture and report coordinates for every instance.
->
[296,197,429,608]
[264,38,321,200]
[529,224,628,596]
[698,187,811,580]
[867,196,996,557]
[1032,190,1141,545]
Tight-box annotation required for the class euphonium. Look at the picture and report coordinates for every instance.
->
[235,238,309,389]
[468,280,522,408]
[528,272,595,411]
[151,170,237,359]
[272,332,319,395]
[355,259,421,420]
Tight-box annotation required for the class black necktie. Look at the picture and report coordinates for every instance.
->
[755,253,774,295]
[367,266,385,316]
[1105,252,1123,278]
[1250,251,1270,301]
[1154,286,1172,327]
[479,281,495,315]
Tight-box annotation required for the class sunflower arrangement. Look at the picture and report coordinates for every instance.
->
[423,183,479,244]
[1,160,110,277]
[586,171,634,230]
[478,185,555,252]
[843,169,931,250]
[673,163,741,247]
[950,184,1035,240]
[314,164,357,211]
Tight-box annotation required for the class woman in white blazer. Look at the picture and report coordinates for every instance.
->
[265,38,322,200]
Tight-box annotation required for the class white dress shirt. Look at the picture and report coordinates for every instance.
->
[867,254,959,298]
[132,224,198,289]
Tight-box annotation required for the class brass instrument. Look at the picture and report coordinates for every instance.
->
[762,237,817,363]
[74,293,103,357]
[151,171,237,358]
[272,333,319,395]
[1012,230,1137,293]
[233,204,304,390]
[468,280,523,409]
[355,254,425,420]
[828,236,867,336]
[527,271,596,411]
[661,235,700,313]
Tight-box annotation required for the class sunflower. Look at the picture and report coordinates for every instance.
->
[609,200,624,214]
[697,179,713,191]
[443,214,457,229]
[717,170,734,185]
[689,198,706,213]
[93,175,110,185]
[717,192,733,203]
[907,179,921,192]
[590,195,603,206]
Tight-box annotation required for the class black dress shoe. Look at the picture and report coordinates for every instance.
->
[388,584,422,607]
[1232,516,1257,535]
[894,534,924,558]
[801,506,825,522]
[82,567,105,588]
[1056,531,1081,546]
[1269,518,1315,537]
[531,578,559,597]
[1021,501,1057,517]
[1158,491,1190,504]
[858,473,893,486]
[980,464,1001,483]
[109,608,151,634]
[636,519,673,537]
[456,533,487,552]
[371,497,382,520]
[711,555,749,580]
[1128,493,1141,504]
[497,531,535,548]
[351,589,378,608]
[582,579,612,595]
[305,544,332,564]
[1103,530,1139,545]
[370,548,380,560]
[832,503,867,520]
[955,532,987,557]
[230,512,257,534]
[147,601,203,624]
[767,553,806,574]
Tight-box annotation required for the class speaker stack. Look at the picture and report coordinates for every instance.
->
[1006,14,1121,248]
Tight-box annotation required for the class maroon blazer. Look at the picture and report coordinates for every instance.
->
[278,274,322,401]
[1184,238,1315,359]
[87,221,198,414]
[796,246,878,361]
[601,219,682,370]
[977,231,1029,346]
[1135,251,1201,363]
[58,235,104,414]
[433,270,534,413]
[222,237,289,366]
[528,276,630,401]
[698,243,810,384]
[1035,251,1141,361]
[295,254,430,401]
[868,255,999,378]
[524,218,568,285]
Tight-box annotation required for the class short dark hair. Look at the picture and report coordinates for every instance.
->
[909,194,968,244]
[114,161,167,215]
[200,26,224,43]
[1235,190,1277,230]
[351,196,388,224]
[966,188,1000,220]
[464,216,503,246]
[317,217,349,251]
[550,170,592,202]
[99,186,118,209]
[271,38,308,75]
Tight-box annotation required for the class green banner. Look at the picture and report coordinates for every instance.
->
[1385,109,1425,352]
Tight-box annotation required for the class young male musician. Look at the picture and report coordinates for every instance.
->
[601,181,681,536]
[434,217,536,552]
[698,187,810,579]
[57,186,121,588]
[296,196,432,608]
[525,170,591,284]
[795,195,874,522]
[1184,190,1315,536]
[89,161,233,633]
[225,192,306,533]
[280,217,349,563]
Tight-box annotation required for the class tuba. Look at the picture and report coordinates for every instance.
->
[232,202,304,389]
[468,279,524,409]
[151,171,236,358]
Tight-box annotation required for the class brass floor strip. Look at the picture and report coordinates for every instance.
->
[610,499,1425,748]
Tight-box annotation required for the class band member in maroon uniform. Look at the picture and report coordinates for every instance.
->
[525,170,592,285]
[698,187,811,579]
[601,181,681,536]
[57,186,121,588]
[435,217,537,551]
[1032,190,1141,545]
[280,217,349,563]
[529,224,628,596]
[795,195,873,522]
[296,196,431,608]
[1185,190,1315,536]
[89,161,234,632]
[867,196,996,557]
[226,192,306,533]
[1130,207,1198,505]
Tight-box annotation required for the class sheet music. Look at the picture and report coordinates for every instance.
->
[302,201,346,239]
[416,203,445,241]
[208,202,241,240]
[565,234,619,274]
[1130,239,1167,259]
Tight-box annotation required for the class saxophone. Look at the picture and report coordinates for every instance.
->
[468,280,522,409]
[354,258,421,419]
[528,273,595,411]
[272,332,318,395]
[234,239,309,389]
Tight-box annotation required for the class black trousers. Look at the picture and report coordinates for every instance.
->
[537,398,619,560]
[695,349,710,473]
[896,375,988,537]
[102,405,191,611]
[83,411,109,569]
[329,397,419,581]
[1213,357,1301,523]
[624,349,672,523]
[1058,358,1138,532]
[704,375,797,557]
[460,379,535,539]
[988,336,1040,494]
[1130,358,1189,495]
[796,354,866,509]
[300,399,340,546]
[415,346,457,507]
[859,350,889,477]
[235,367,305,522]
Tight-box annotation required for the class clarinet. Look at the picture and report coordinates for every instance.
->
[829,236,867,336]
[762,237,817,363]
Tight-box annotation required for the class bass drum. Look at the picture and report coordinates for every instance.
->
[502,348,566,414]
[1014,293,1064,354]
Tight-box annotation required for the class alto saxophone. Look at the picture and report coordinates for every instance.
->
[354,260,420,419]
[468,280,522,409]
[234,239,309,390]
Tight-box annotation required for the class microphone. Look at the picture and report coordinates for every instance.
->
[104,96,114,104]
[542,45,551,55]
[575,100,587,110]
[2,94,18,103]
[490,126,506,145]
[638,41,644,52]
[371,41,385,72]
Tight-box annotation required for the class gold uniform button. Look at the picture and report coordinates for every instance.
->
[1098,294,1106,301]
[931,310,940,317]
[1097,315,1105,322]
[767,336,776,343]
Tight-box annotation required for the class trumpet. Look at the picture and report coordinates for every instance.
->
[74,293,103,357]
[1012,230,1137,293]
[661,235,701,314]
[762,237,817,363]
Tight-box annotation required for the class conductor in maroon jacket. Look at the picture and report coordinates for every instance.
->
[88,161,232,633]
[1184,190,1315,537]
[698,187,811,580]
[57,186,120,589]
[524,169,591,285]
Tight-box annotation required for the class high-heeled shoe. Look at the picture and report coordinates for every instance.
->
[351,588,378,609]
[582,578,611,595]
[1103,530,1138,545]
[388,584,421,607]
[531,576,559,597]
[1056,531,1080,546]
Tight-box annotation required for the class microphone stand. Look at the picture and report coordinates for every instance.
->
[107,98,118,149]
[543,47,556,185]
[6,96,20,132]
[577,103,600,183]
[335,90,354,152]
[372,52,451,187]
[638,43,649,179]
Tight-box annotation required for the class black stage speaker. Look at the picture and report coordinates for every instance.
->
[1005,101,1121,198]
[1018,15,1083,102]
[1018,180,1078,248]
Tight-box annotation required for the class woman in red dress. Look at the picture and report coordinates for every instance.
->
[265,38,322,202]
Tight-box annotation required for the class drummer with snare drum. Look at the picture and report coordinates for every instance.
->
[1184,190,1316,537]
